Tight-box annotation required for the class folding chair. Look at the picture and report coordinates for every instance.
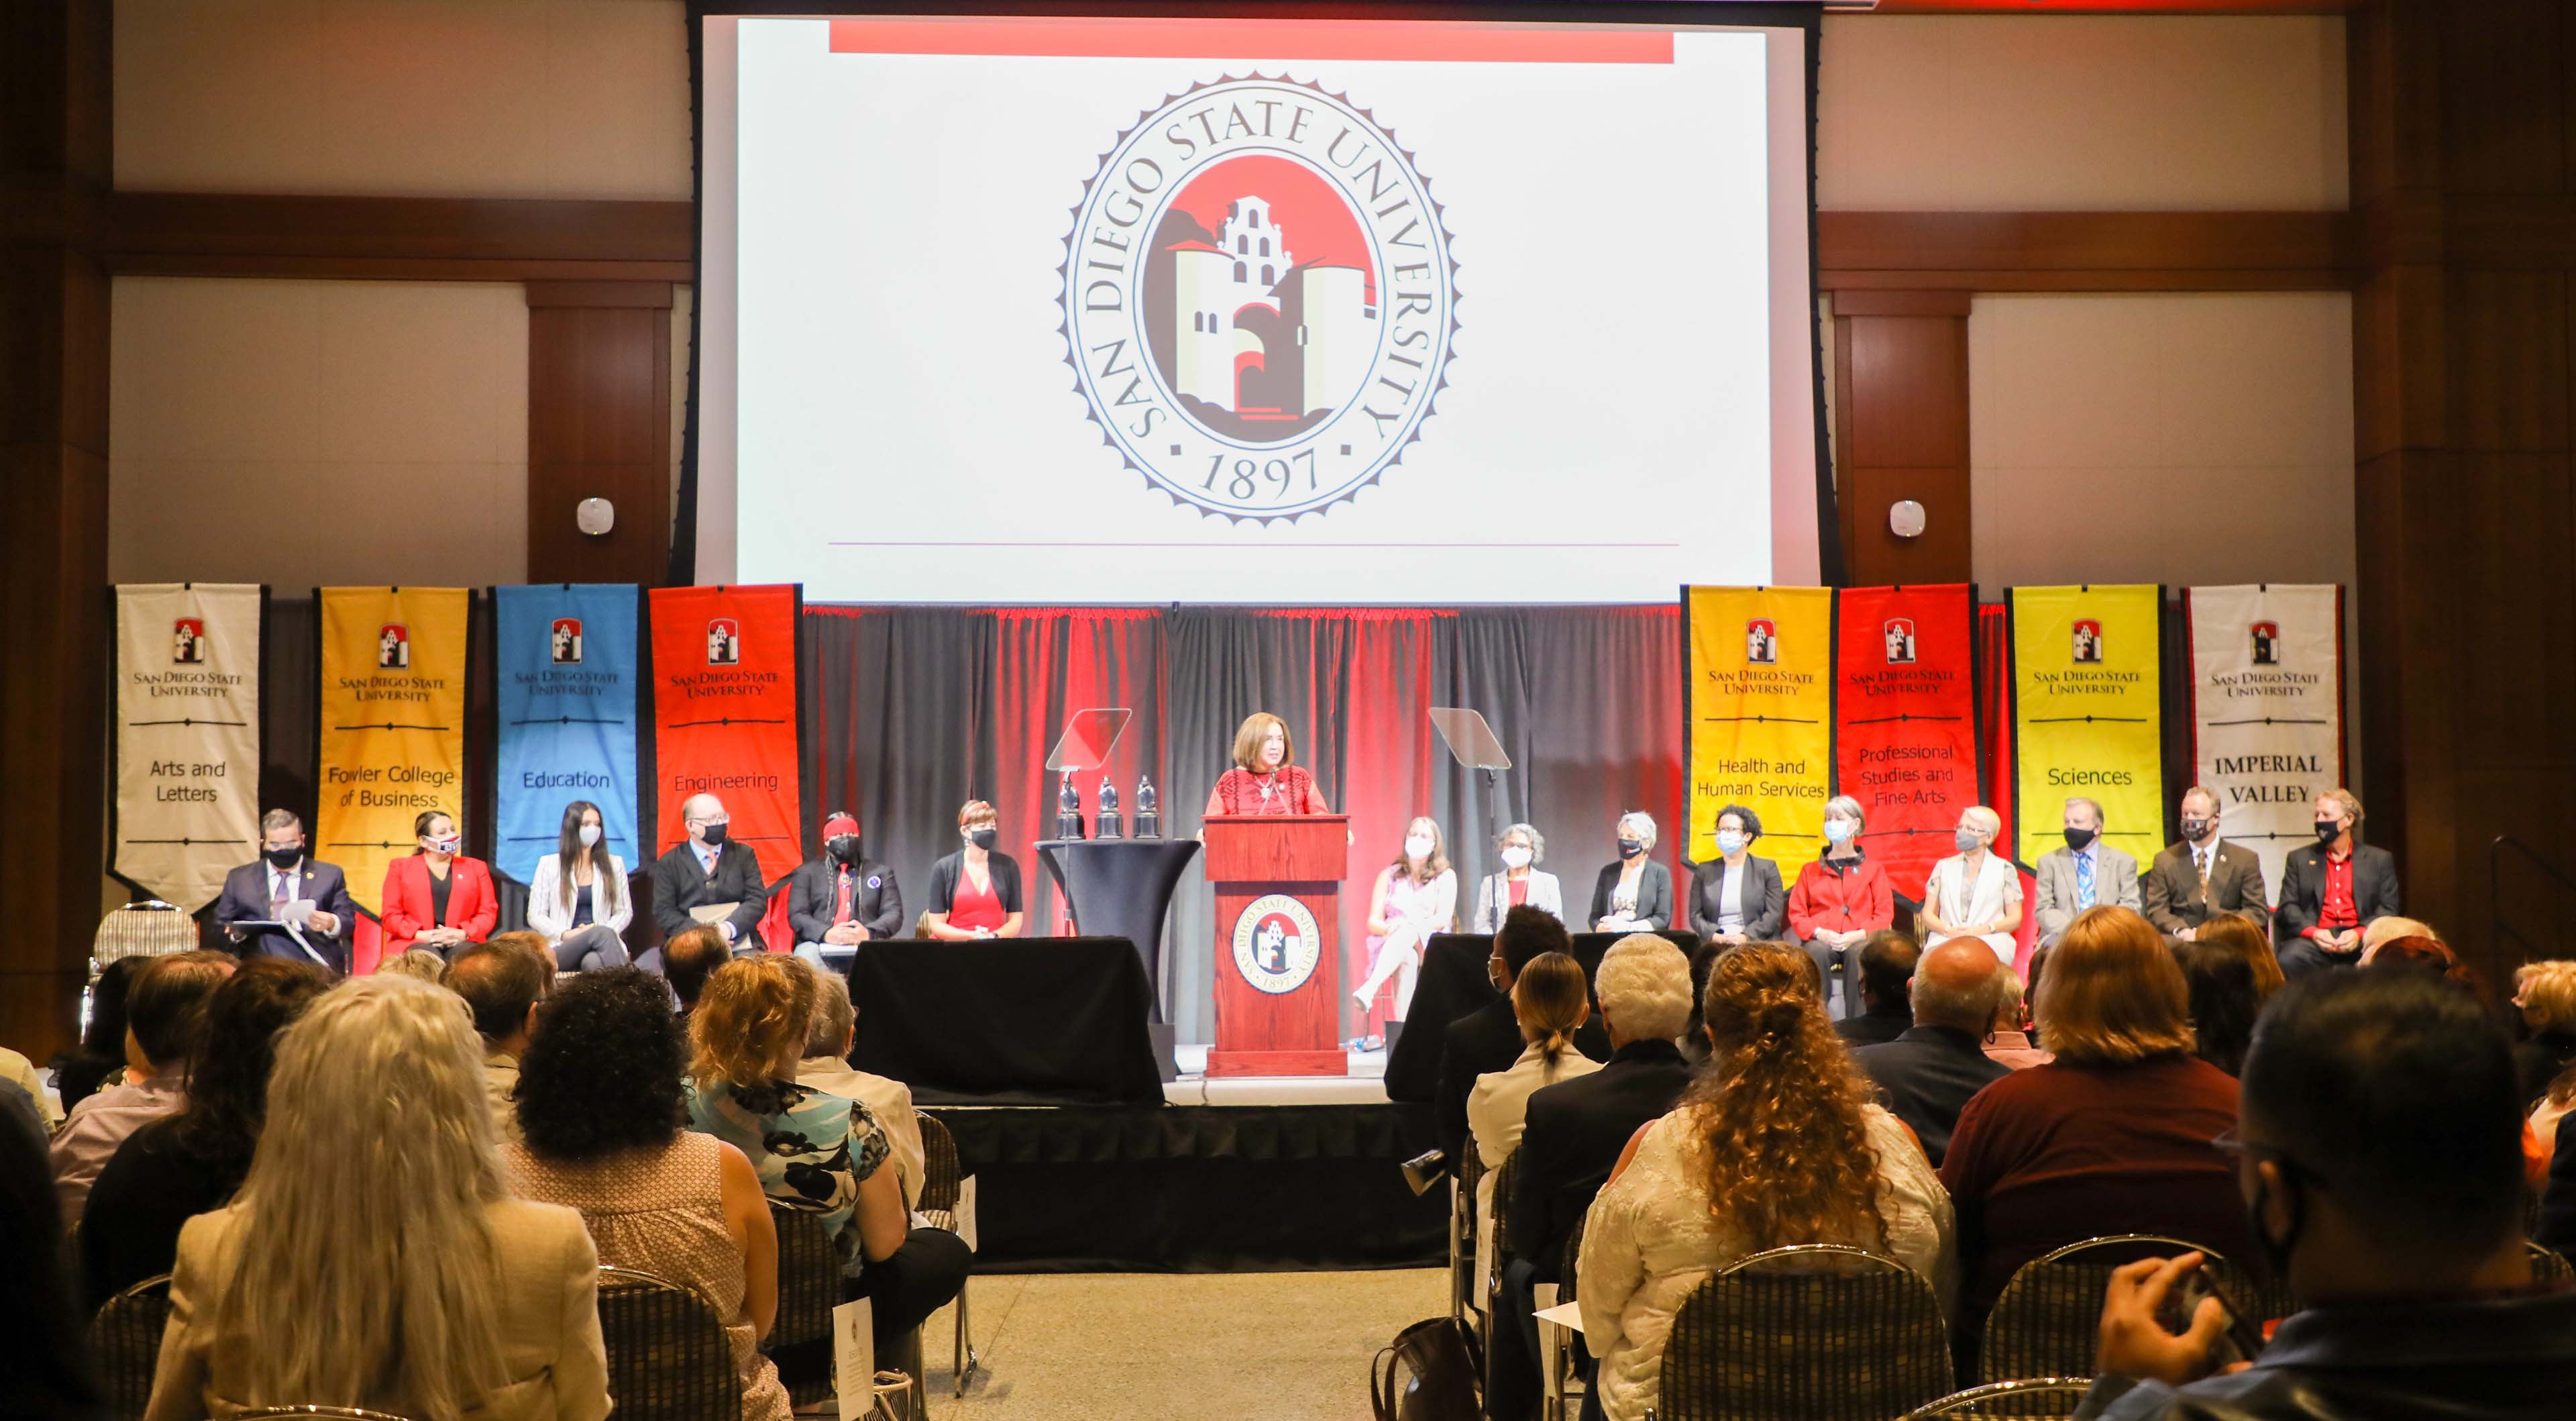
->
[1903,1377,2096,1420]
[594,1265,743,1421]
[1977,1235,2257,1385]
[1538,1211,1588,1421]
[89,1273,173,1421]
[1454,1147,1488,1332]
[1484,1147,1521,1320]
[1658,1243,1952,1421]
[86,902,198,1037]
[761,1207,842,1408]
[2529,1239,2572,1281]
[916,1113,978,1396]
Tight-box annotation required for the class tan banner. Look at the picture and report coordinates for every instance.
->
[113,584,262,910]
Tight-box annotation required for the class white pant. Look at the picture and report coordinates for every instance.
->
[1354,931,1422,1021]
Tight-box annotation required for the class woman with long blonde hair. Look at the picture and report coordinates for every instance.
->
[1578,943,1954,1421]
[143,974,608,1421]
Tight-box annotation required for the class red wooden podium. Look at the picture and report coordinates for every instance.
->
[1204,814,1349,1077]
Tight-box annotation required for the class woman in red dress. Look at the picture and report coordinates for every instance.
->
[924,800,1024,940]
[1201,713,1332,819]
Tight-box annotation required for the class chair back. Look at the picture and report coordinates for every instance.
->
[1904,1378,2096,1420]
[232,1410,415,1420]
[594,1266,743,1421]
[763,1208,842,1407]
[1558,1208,1587,1304]
[1659,1243,1951,1421]
[91,1274,173,1421]
[2530,1239,2573,1281]
[93,903,197,967]
[1489,1148,1522,1263]
[918,1112,963,1213]
[1978,1235,2255,1383]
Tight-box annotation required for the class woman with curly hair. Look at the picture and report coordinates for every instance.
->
[506,968,789,1421]
[1577,942,1955,1421]
[684,956,967,1357]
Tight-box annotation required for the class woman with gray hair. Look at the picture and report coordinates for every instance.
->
[1590,810,1674,933]
[1786,794,1894,1017]
[1472,823,1564,933]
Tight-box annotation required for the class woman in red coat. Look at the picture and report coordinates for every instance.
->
[1787,794,1894,1018]
[379,808,498,961]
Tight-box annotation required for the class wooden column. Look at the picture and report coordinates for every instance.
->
[1832,292,1973,586]
[525,282,674,586]
[1,0,114,1059]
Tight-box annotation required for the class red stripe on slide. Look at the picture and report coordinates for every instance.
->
[825,17,1673,64]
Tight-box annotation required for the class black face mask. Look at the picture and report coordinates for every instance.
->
[2180,818,2211,842]
[264,845,301,869]
[1616,838,1644,859]
[969,828,998,851]
[2063,827,2098,851]
[827,835,860,863]
[2314,819,2342,845]
[700,823,729,848]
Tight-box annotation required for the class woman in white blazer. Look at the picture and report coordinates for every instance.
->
[1470,822,1565,933]
[526,800,633,971]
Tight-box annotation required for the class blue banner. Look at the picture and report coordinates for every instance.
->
[494,585,641,884]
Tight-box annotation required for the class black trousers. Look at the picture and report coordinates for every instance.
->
[1487,1257,1542,1421]
[841,1227,975,1348]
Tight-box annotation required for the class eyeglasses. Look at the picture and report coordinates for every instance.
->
[2212,1126,2329,1186]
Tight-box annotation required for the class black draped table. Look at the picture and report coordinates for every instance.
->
[1382,929,1702,1102]
[848,939,1163,1105]
[1032,837,1199,1020]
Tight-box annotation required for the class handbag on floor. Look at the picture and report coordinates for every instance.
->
[1372,1315,1484,1421]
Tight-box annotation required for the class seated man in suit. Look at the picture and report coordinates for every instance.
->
[787,812,906,975]
[650,792,769,957]
[2141,785,2269,940]
[1855,939,2012,1167]
[210,808,354,974]
[2034,796,2142,948]
[1493,934,1697,1421]
[2277,788,2400,978]
[1433,906,1610,1175]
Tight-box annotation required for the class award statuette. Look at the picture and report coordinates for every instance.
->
[1057,771,1085,840]
[1136,776,1160,838]
[1097,775,1124,839]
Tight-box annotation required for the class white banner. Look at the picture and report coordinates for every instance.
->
[114,584,262,910]
[2186,584,2345,903]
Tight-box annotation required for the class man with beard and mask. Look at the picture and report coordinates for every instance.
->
[2034,796,2141,949]
[651,792,770,956]
[2275,789,2400,978]
[2143,785,2271,940]
[788,811,904,975]
[212,809,356,973]
[2076,969,2576,1420]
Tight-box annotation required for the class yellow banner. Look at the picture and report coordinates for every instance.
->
[2010,584,2163,867]
[1684,586,1834,865]
[317,588,470,912]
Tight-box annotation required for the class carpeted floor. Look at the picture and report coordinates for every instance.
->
[912,1269,1448,1419]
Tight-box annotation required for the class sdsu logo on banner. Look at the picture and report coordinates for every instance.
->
[1834,586,1977,898]
[496,586,642,886]
[1232,894,1323,994]
[650,586,805,891]
[319,588,469,913]
[114,585,262,910]
[1684,587,1832,864]
[1063,77,1458,522]
[2186,585,2344,902]
[2008,586,2163,868]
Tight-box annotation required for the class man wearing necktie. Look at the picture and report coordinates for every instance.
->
[2143,786,2271,939]
[210,808,357,974]
[2033,796,2141,948]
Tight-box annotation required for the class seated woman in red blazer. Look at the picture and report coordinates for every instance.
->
[379,808,498,961]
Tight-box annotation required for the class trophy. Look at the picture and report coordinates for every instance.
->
[1136,775,1160,838]
[1056,771,1085,840]
[1097,774,1124,839]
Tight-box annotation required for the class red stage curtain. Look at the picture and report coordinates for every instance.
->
[989,609,1167,934]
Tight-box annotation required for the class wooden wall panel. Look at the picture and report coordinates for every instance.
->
[1833,305,1973,587]
[526,284,672,587]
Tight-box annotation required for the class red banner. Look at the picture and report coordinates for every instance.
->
[1833,585,1980,900]
[650,585,805,892]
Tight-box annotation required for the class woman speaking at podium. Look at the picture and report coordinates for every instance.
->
[1202,713,1332,817]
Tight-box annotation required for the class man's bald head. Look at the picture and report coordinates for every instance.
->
[1911,938,2004,1033]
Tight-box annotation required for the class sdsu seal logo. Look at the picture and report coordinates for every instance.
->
[1231,892,1322,995]
[1063,76,1458,522]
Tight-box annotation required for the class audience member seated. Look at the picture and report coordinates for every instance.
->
[2519,959,2576,1110]
[2033,797,2142,948]
[376,947,451,986]
[448,933,555,1143]
[80,958,331,1310]
[664,923,733,1012]
[1787,794,1894,1018]
[2529,1063,2576,1168]
[2275,789,2400,978]
[1468,951,1602,1313]
[2174,940,2260,1077]
[2140,786,2269,941]
[2357,914,2437,959]
[2362,935,2478,994]
[1580,943,1954,1421]
[526,799,634,972]
[211,809,354,973]
[1941,906,2250,1332]
[505,968,790,1421]
[1,1042,60,1132]
[1434,906,1606,1173]
[0,1075,103,1421]
[787,812,905,975]
[787,960,924,1210]
[1834,929,1921,1048]
[142,975,609,1421]
[53,956,144,1113]
[1856,939,2012,1167]
[1982,966,2052,1070]
[2196,912,2285,1005]
[2080,971,2576,1421]
[53,950,233,1225]
[653,793,771,955]
[684,957,968,1354]
[1493,935,1696,1421]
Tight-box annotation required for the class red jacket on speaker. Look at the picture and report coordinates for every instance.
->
[378,853,498,959]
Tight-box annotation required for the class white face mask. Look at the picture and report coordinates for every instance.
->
[1405,836,1434,861]
[1500,845,1533,870]
[578,823,602,847]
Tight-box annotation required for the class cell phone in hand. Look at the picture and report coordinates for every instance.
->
[2162,1265,2264,1367]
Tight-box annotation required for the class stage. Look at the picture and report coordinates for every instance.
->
[924,1046,1448,1274]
